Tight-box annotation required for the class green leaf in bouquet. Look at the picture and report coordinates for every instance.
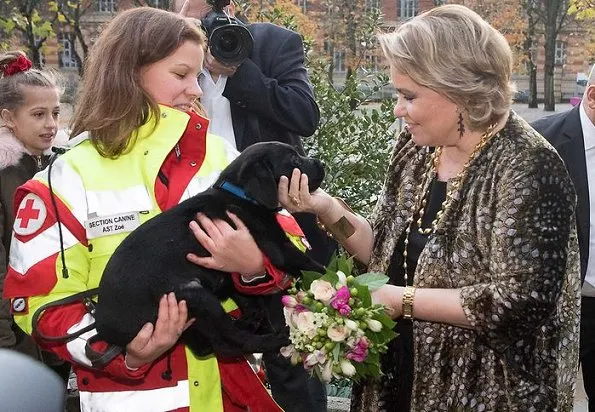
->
[325,253,341,273]
[301,270,323,290]
[353,359,380,380]
[353,283,372,307]
[337,254,354,276]
[374,311,397,330]
[319,272,340,287]
[333,343,341,363]
[354,272,389,290]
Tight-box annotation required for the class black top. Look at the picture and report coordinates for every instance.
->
[380,178,447,412]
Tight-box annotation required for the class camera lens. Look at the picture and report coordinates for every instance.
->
[219,32,239,53]
[209,24,254,65]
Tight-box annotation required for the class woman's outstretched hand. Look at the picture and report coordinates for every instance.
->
[278,168,333,217]
[186,211,265,276]
[125,293,194,369]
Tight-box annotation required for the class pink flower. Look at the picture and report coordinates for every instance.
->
[339,305,352,316]
[304,350,327,368]
[331,286,351,308]
[281,295,298,308]
[346,337,370,362]
[331,286,352,315]
[295,304,309,313]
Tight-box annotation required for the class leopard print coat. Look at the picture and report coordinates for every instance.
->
[350,112,581,412]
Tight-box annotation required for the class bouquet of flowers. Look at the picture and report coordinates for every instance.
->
[280,253,396,383]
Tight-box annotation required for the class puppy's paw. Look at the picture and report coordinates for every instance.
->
[174,279,203,303]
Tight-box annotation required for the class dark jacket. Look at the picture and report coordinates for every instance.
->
[0,127,54,350]
[532,106,590,284]
[223,23,320,153]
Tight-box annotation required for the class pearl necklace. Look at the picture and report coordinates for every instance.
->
[402,124,497,286]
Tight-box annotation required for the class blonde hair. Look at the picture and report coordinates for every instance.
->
[70,7,207,158]
[379,4,514,131]
[0,51,62,113]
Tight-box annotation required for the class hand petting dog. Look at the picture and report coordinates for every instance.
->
[186,211,265,278]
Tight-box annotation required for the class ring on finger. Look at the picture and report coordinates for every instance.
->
[289,195,301,207]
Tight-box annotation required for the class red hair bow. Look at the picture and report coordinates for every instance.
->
[2,55,33,77]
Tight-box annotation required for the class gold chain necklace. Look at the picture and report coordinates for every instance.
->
[402,124,497,286]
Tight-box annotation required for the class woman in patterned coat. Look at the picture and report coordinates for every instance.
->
[279,5,581,411]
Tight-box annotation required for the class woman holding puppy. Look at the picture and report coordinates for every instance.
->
[3,8,289,411]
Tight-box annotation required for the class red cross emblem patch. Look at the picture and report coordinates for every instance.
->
[14,193,47,236]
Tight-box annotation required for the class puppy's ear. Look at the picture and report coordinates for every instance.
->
[237,159,279,209]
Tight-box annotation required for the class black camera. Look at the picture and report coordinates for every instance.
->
[202,0,253,65]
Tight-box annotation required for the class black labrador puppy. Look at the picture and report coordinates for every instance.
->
[94,142,326,357]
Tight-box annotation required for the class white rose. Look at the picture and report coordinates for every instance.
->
[340,359,357,377]
[366,319,383,332]
[327,324,350,342]
[296,311,318,339]
[310,280,335,305]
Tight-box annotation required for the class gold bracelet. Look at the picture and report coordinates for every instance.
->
[402,286,416,320]
[317,216,355,242]
[316,197,356,242]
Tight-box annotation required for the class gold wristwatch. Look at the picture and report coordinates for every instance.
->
[402,286,416,320]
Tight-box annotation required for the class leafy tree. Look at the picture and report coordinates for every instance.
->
[0,0,58,67]
[521,0,542,108]
[569,0,595,62]
[305,64,395,214]
[240,0,395,216]
[54,0,94,76]
[541,0,571,111]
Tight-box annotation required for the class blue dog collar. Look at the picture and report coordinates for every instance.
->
[216,181,259,205]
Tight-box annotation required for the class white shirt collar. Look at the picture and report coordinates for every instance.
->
[580,102,595,151]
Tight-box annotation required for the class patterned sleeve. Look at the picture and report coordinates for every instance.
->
[459,148,578,351]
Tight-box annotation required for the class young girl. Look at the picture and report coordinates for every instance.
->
[3,8,286,411]
[0,51,70,379]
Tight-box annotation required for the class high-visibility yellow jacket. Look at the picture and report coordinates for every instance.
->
[4,106,284,412]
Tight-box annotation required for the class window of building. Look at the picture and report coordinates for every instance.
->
[555,40,567,65]
[400,0,417,19]
[296,0,307,13]
[98,0,117,13]
[145,0,170,9]
[58,33,78,69]
[334,50,346,73]
[366,0,381,11]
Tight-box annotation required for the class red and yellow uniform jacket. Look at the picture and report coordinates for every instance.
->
[3,107,306,412]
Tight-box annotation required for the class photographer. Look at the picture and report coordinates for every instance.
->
[178,1,332,410]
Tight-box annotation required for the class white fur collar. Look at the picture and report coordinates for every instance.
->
[0,126,70,168]
[0,126,27,168]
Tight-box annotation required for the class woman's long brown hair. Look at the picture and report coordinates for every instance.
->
[70,7,206,158]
